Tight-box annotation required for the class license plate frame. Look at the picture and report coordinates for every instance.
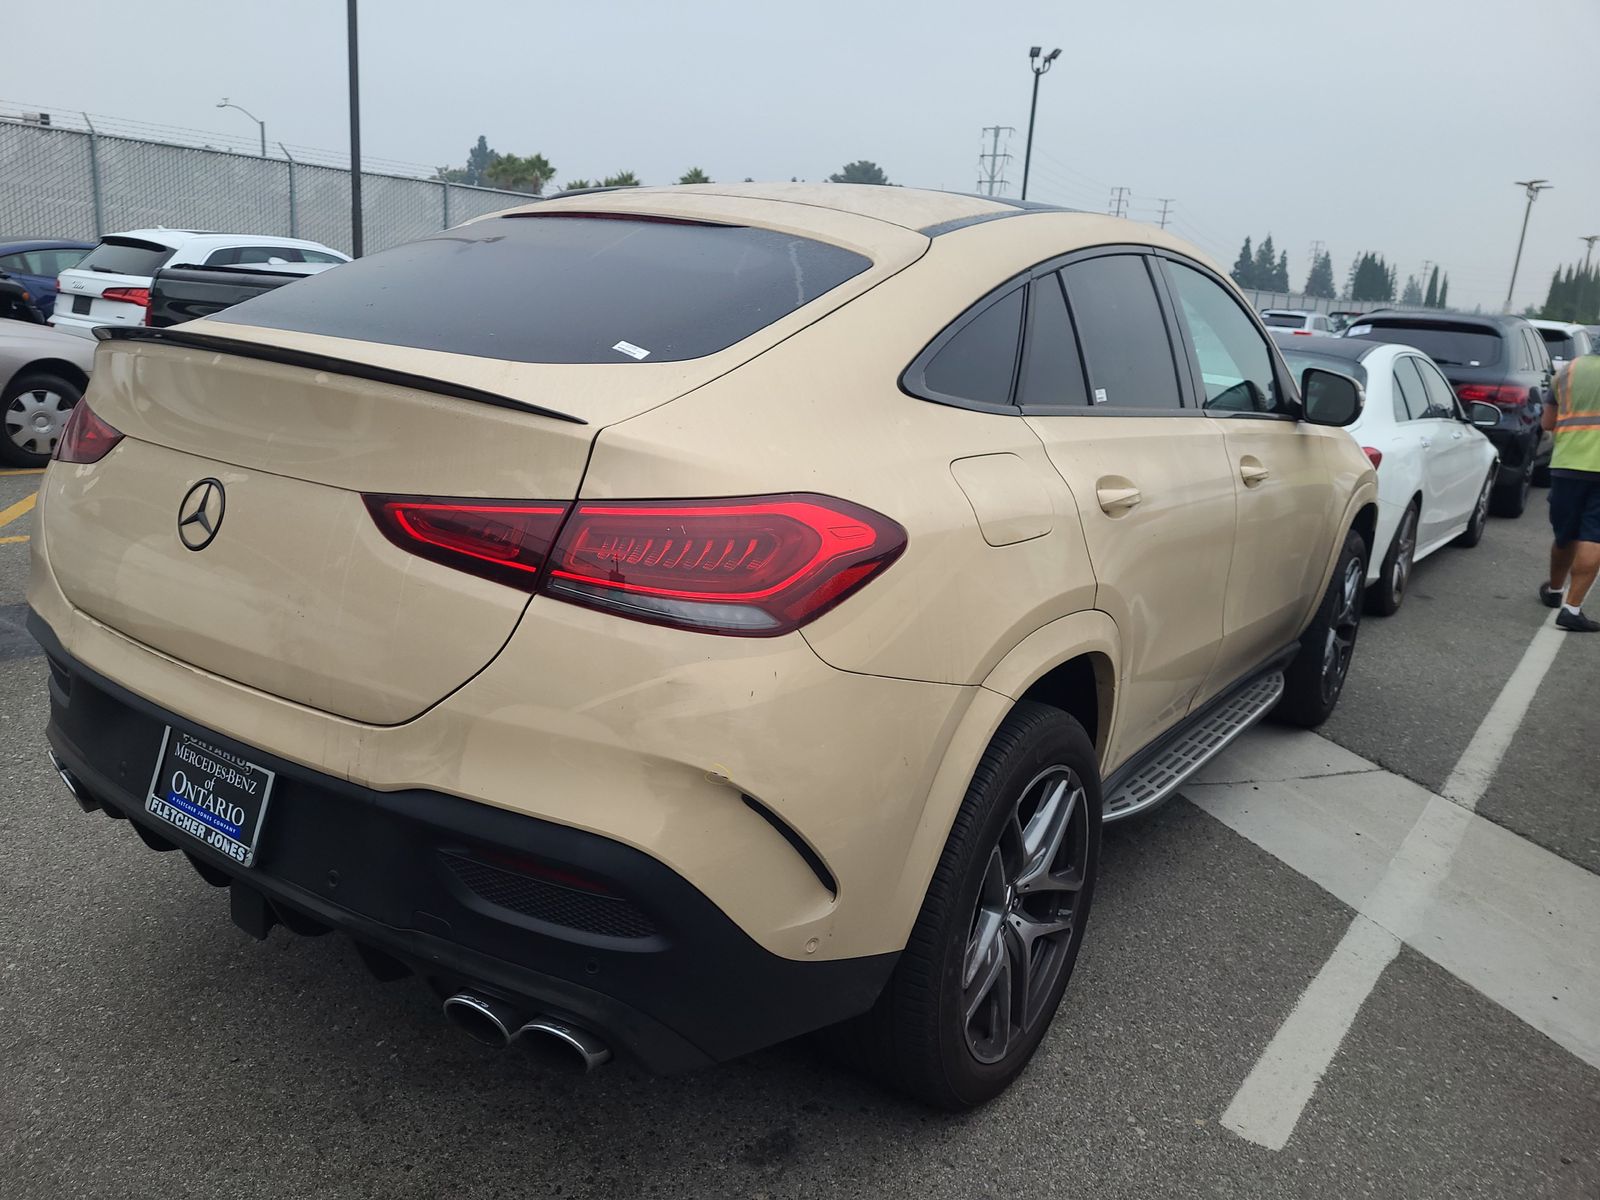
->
[144,728,276,868]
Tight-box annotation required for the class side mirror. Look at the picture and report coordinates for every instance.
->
[1300,367,1364,427]
[1467,400,1500,429]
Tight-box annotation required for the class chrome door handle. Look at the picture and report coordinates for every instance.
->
[1240,463,1271,485]
[1419,438,1432,448]
[1452,431,1463,439]
[1096,485,1142,514]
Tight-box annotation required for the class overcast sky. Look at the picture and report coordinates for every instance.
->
[9,0,1597,311]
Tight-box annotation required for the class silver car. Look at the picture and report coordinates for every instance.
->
[1,320,95,466]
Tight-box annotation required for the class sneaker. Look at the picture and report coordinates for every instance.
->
[1539,583,1564,608]
[1555,608,1600,632]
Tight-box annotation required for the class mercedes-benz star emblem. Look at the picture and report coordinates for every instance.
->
[177,478,226,551]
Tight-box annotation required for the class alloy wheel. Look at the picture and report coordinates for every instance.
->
[1388,507,1417,607]
[1320,556,1363,705]
[4,387,72,457]
[1471,476,1491,536]
[961,765,1090,1064]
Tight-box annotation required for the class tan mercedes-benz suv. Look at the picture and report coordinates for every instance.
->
[28,184,1376,1108]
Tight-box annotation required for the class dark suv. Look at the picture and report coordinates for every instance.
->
[1344,312,1553,516]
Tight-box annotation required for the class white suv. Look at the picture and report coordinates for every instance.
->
[50,230,348,338]
[1261,309,1334,336]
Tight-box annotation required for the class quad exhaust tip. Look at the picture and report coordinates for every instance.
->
[442,993,610,1071]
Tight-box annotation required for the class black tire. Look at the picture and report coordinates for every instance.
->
[1,370,81,467]
[1365,500,1417,617]
[1276,527,1366,728]
[1490,458,1532,518]
[1453,468,1495,548]
[839,702,1101,1110]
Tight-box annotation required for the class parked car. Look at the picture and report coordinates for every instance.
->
[147,261,340,328]
[1274,333,1499,614]
[0,273,46,325]
[29,185,1376,1109]
[1261,308,1334,335]
[1327,310,1366,334]
[1343,311,1553,511]
[1528,319,1595,371]
[50,231,349,338]
[1,319,95,465]
[0,239,93,320]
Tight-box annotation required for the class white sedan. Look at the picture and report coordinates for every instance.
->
[1275,333,1501,615]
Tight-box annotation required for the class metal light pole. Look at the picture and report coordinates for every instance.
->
[1582,235,1598,273]
[216,98,266,157]
[347,0,364,257]
[1503,179,1551,312]
[1020,46,1060,202]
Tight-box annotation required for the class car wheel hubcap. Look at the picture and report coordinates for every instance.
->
[1391,509,1416,603]
[1321,557,1363,703]
[962,765,1089,1065]
[1474,478,1491,531]
[5,389,71,456]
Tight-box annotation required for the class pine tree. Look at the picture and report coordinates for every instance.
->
[1438,274,1449,309]
[1304,251,1337,299]
[1402,275,1423,305]
[1254,235,1278,289]
[1345,254,1362,299]
[1275,250,1290,291]
[1423,266,1439,308]
[1232,237,1255,288]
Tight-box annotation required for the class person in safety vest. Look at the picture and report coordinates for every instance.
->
[1540,352,1600,631]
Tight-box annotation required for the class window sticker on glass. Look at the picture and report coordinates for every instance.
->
[1348,324,1372,336]
[613,340,650,360]
[1093,387,1108,405]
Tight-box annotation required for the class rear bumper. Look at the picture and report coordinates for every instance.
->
[31,612,897,1072]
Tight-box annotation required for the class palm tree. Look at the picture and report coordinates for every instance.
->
[561,179,593,192]
[678,167,712,184]
[602,171,641,188]
[485,152,556,195]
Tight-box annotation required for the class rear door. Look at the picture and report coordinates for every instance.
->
[1021,251,1236,761]
[1413,354,1482,538]
[1159,256,1335,690]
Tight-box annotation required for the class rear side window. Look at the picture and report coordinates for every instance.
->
[226,215,873,364]
[1523,329,1550,372]
[1061,255,1182,410]
[1538,329,1577,361]
[921,287,1024,408]
[1346,321,1502,368]
[1415,358,1460,418]
[207,246,305,266]
[1262,313,1306,328]
[1392,357,1428,421]
[74,237,177,277]
[1016,273,1088,409]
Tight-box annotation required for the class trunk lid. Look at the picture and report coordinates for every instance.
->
[41,330,707,724]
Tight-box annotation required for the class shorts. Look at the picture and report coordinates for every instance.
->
[1548,472,1600,546]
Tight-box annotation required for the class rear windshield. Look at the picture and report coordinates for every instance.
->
[1538,329,1578,360]
[1277,349,1367,388]
[1261,313,1308,328]
[1345,321,1502,368]
[75,237,177,278]
[224,215,874,363]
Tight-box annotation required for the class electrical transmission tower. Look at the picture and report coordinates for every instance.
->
[1155,198,1174,229]
[1308,239,1325,264]
[1108,186,1130,218]
[977,125,1015,197]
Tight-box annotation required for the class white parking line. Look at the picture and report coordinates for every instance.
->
[1201,616,1573,1151]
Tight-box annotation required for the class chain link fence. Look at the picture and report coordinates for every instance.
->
[0,119,537,255]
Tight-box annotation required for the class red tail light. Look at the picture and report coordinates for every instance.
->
[52,399,123,464]
[363,498,567,591]
[1455,383,1526,409]
[363,492,907,636]
[1361,446,1382,470]
[101,286,149,308]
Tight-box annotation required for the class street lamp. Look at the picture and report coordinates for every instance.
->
[1503,178,1551,313]
[1582,235,1598,274]
[216,98,267,158]
[1020,45,1060,202]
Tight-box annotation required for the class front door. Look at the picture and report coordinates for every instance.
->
[1019,254,1236,767]
[1159,258,1338,696]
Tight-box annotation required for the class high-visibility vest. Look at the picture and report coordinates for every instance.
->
[1552,355,1600,474]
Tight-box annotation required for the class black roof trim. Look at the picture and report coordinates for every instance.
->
[920,201,1080,238]
[92,326,586,425]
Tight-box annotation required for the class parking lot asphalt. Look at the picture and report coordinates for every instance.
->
[1,466,1597,1200]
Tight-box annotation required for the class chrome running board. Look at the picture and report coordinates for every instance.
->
[1102,672,1284,822]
